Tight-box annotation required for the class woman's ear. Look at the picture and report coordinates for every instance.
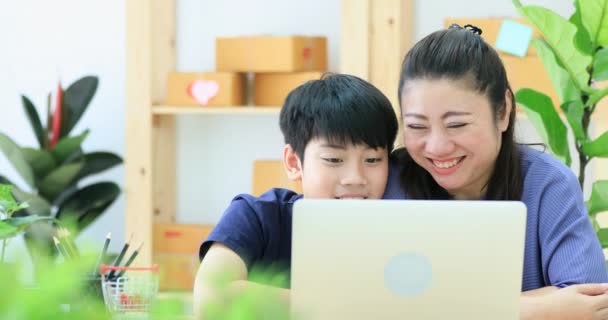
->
[498,89,513,132]
[283,144,303,181]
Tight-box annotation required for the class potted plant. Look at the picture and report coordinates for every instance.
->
[0,76,122,261]
[512,0,608,246]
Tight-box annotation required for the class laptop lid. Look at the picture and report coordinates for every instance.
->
[291,199,526,320]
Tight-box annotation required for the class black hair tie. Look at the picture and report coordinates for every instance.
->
[463,24,483,35]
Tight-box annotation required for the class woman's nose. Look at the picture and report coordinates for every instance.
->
[425,129,454,156]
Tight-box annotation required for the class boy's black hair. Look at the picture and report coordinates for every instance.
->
[279,73,398,161]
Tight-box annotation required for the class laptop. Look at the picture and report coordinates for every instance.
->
[291,199,527,320]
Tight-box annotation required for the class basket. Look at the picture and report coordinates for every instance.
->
[99,264,160,319]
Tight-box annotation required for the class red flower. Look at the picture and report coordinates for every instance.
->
[50,81,63,148]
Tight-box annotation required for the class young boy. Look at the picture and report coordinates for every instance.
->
[193,73,399,314]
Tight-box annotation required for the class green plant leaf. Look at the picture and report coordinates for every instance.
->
[77,152,123,180]
[0,221,18,239]
[3,215,56,235]
[588,87,608,107]
[587,180,608,215]
[11,188,51,216]
[597,228,608,248]
[532,38,580,104]
[56,182,120,232]
[20,148,57,182]
[51,130,89,164]
[61,76,99,138]
[578,0,608,47]
[569,0,594,55]
[0,184,18,212]
[515,88,571,166]
[38,162,84,201]
[561,100,586,141]
[515,1,592,91]
[593,47,608,81]
[582,131,608,157]
[21,95,45,149]
[0,132,35,189]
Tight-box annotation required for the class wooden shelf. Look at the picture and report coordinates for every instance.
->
[152,105,281,115]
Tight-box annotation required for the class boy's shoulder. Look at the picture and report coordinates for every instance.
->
[230,188,303,213]
[200,188,301,266]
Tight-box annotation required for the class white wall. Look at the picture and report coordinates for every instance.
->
[0,0,586,250]
[0,0,126,257]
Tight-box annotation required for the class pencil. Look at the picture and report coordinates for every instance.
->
[58,227,79,258]
[116,242,143,278]
[108,233,133,278]
[53,236,70,260]
[94,232,111,275]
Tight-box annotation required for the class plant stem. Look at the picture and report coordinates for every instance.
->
[578,97,593,189]
[1,239,6,263]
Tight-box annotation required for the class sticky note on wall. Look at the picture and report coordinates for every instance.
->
[495,20,534,57]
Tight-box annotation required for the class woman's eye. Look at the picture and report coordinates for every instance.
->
[322,157,342,163]
[447,123,467,129]
[406,124,426,130]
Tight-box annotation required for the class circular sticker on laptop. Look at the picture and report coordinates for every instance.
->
[384,252,433,296]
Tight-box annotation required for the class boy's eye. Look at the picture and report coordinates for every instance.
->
[365,157,383,164]
[447,123,467,129]
[321,157,342,163]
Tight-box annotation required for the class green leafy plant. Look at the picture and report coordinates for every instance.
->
[513,0,608,247]
[0,183,55,262]
[1,254,293,320]
[200,266,291,320]
[0,76,122,260]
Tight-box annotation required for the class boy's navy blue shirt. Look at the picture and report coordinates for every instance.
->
[199,188,302,288]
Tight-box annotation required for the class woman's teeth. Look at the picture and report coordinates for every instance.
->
[432,158,461,168]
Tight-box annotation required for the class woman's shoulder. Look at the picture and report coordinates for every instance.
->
[518,144,580,192]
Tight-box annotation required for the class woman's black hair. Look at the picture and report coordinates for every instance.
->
[396,24,522,200]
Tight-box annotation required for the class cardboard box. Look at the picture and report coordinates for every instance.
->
[502,55,560,108]
[155,253,200,291]
[166,72,245,106]
[252,160,302,196]
[153,223,213,254]
[444,18,542,56]
[254,71,324,106]
[216,36,328,72]
[153,223,214,290]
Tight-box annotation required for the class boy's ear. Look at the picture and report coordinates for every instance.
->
[283,144,303,181]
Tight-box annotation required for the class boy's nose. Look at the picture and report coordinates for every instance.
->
[341,163,367,186]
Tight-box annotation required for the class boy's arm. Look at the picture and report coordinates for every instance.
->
[520,284,608,320]
[193,242,290,318]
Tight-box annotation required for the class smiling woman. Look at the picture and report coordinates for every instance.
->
[383,23,608,319]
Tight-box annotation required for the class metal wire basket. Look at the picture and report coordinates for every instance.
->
[100,264,160,319]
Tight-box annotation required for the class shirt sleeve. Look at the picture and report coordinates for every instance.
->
[538,167,608,287]
[199,196,265,270]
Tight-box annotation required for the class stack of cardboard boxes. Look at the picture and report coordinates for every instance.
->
[166,35,328,107]
[153,223,213,291]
